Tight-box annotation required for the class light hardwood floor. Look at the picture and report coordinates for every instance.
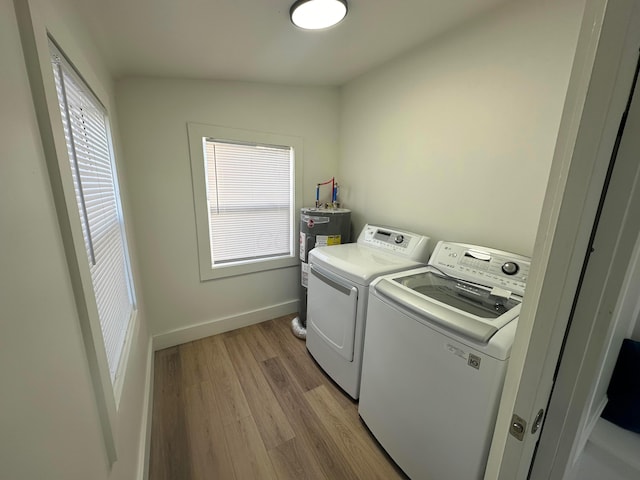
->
[149,314,408,479]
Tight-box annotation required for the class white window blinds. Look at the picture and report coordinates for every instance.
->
[203,139,294,265]
[50,43,135,383]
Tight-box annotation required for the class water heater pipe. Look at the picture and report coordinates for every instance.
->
[316,177,340,207]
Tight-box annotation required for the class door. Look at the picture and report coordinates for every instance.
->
[532,57,640,478]
[484,1,640,478]
[307,263,358,361]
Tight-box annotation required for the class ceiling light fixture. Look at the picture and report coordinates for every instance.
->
[290,0,348,30]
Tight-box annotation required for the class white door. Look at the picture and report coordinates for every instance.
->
[307,263,358,361]
[485,1,640,478]
[532,58,640,479]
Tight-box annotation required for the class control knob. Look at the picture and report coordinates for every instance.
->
[502,262,519,275]
[394,234,404,244]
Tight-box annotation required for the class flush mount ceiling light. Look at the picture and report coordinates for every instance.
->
[290,0,348,30]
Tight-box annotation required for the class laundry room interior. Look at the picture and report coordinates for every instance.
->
[3,0,640,479]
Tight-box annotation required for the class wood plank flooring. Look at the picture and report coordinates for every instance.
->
[149,314,408,479]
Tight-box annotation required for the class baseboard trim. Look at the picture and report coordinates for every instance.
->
[152,300,299,351]
[137,337,154,480]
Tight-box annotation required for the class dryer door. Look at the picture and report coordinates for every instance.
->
[308,264,358,361]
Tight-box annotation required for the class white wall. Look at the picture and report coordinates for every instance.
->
[339,0,585,257]
[115,78,340,339]
[0,1,150,479]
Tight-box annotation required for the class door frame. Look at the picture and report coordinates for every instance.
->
[530,8,640,478]
[485,0,640,478]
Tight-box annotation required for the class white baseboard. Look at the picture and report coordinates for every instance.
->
[137,336,154,480]
[152,300,299,351]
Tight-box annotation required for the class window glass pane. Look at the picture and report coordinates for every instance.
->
[203,139,293,265]
[51,42,135,383]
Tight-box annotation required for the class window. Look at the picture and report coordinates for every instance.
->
[50,41,136,385]
[204,139,293,264]
[188,123,303,280]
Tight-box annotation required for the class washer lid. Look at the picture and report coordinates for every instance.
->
[309,244,425,285]
[372,266,522,344]
[395,270,522,320]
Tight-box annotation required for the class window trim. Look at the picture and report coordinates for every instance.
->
[51,41,137,391]
[187,123,303,280]
[14,0,136,465]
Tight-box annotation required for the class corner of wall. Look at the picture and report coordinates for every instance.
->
[136,336,154,480]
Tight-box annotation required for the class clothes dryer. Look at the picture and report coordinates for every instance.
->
[306,224,431,399]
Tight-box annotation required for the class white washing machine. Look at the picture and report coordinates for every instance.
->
[359,241,531,480]
[306,224,431,399]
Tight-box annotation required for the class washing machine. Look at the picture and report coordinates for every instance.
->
[306,224,431,399]
[358,241,531,480]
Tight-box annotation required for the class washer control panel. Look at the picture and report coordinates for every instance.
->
[358,224,431,261]
[429,241,531,296]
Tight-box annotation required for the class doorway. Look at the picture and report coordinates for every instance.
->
[530,44,640,480]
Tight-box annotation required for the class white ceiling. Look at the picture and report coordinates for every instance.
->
[72,0,514,86]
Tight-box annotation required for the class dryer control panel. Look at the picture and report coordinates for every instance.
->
[429,241,531,297]
[358,224,431,261]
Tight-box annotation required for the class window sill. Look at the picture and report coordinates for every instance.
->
[200,255,299,281]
